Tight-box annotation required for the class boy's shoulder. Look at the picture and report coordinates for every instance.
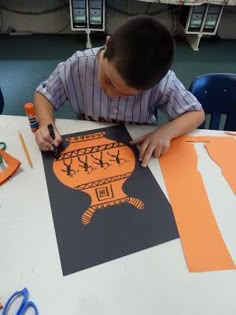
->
[73,47,102,59]
[151,70,176,90]
[157,70,178,88]
[161,70,176,81]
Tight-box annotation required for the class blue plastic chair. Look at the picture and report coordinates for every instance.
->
[0,87,4,114]
[189,73,236,131]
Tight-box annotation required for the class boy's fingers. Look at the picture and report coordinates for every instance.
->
[48,126,62,147]
[139,141,149,162]
[154,146,162,158]
[42,143,54,151]
[54,139,62,147]
[35,128,54,151]
[37,136,53,151]
[141,144,154,167]
[54,134,62,147]
[129,135,146,145]
[42,127,56,145]
[45,134,54,145]
[161,143,169,155]
[225,131,236,136]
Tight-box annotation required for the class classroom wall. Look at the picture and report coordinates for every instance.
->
[0,0,235,39]
[218,6,236,39]
[0,0,70,34]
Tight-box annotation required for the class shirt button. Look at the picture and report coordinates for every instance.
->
[113,108,118,114]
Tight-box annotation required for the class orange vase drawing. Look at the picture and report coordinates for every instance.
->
[53,132,144,225]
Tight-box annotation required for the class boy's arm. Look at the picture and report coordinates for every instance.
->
[34,60,68,151]
[154,108,205,140]
[130,109,205,167]
[34,92,62,151]
[131,71,205,167]
[34,92,54,126]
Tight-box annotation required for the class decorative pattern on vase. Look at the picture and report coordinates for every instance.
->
[53,132,144,225]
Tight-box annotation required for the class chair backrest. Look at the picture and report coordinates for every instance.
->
[0,87,4,114]
[189,73,236,130]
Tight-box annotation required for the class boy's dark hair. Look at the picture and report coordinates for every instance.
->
[104,15,175,90]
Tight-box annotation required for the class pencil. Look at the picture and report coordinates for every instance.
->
[18,131,33,168]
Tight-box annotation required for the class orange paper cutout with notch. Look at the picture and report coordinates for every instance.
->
[206,138,236,194]
[0,149,21,185]
[187,136,236,194]
[159,136,236,272]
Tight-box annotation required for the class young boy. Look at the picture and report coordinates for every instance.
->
[34,15,205,167]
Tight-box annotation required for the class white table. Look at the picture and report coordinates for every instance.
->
[0,115,235,315]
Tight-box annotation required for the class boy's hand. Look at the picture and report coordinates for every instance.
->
[225,131,236,136]
[130,127,171,167]
[35,124,62,151]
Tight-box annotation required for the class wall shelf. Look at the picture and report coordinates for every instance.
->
[69,0,105,48]
[181,4,224,50]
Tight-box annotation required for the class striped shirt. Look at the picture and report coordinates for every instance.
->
[36,47,202,125]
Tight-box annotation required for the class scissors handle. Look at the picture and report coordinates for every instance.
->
[20,300,39,315]
[0,142,6,150]
[0,142,6,164]
[2,288,39,315]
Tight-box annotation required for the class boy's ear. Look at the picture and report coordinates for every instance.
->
[104,35,111,49]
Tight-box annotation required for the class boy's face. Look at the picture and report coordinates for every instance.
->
[97,47,141,98]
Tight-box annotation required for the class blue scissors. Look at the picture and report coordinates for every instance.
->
[0,142,7,170]
[2,288,39,315]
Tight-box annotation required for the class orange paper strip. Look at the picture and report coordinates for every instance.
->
[159,136,235,272]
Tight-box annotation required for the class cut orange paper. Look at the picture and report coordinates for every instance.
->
[159,136,236,272]
[205,137,236,195]
[187,136,236,194]
[0,149,21,185]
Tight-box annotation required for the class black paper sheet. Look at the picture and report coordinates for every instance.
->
[42,125,178,276]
